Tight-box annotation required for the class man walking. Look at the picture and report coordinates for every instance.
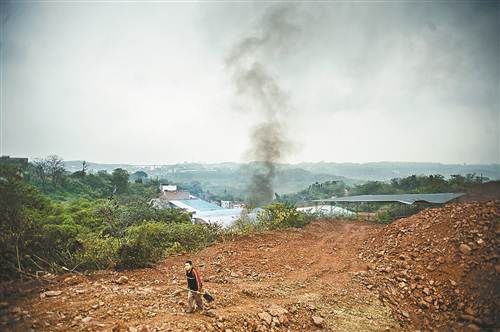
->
[185,260,203,313]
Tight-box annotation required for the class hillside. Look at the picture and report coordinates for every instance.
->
[1,201,498,331]
[297,162,500,182]
[64,161,358,196]
[63,161,500,196]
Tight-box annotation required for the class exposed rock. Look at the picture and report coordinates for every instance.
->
[278,314,289,325]
[137,325,150,332]
[203,310,216,318]
[63,276,79,285]
[268,304,288,317]
[464,307,476,316]
[258,312,272,325]
[460,314,476,322]
[115,276,129,285]
[358,201,500,330]
[43,290,62,297]
[459,244,472,255]
[112,321,127,331]
[10,306,21,315]
[464,323,481,332]
[241,288,258,297]
[311,316,324,327]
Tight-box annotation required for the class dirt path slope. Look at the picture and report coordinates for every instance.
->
[1,221,399,332]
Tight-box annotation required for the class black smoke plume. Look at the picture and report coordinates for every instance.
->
[226,6,300,205]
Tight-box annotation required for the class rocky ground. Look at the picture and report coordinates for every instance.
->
[0,201,498,331]
[357,201,500,331]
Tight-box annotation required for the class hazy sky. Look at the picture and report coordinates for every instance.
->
[1,1,498,164]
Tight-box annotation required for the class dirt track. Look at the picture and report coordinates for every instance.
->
[2,221,401,331]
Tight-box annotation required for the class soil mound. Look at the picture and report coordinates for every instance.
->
[358,201,500,330]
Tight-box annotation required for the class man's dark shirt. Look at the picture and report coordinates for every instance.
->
[186,268,202,291]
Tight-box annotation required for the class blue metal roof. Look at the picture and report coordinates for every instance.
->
[176,199,223,211]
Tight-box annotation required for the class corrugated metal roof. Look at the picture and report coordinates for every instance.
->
[315,193,464,205]
[170,199,223,212]
[196,208,243,217]
[194,208,262,227]
[194,208,243,227]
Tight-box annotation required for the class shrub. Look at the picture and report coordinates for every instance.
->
[226,209,261,238]
[116,221,221,269]
[41,223,83,260]
[376,211,392,224]
[257,202,309,230]
[0,166,51,279]
[164,222,221,251]
[117,222,169,269]
[74,234,121,270]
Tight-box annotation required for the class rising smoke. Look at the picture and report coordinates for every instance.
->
[226,5,301,205]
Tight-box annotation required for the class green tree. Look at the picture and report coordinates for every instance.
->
[46,155,65,186]
[131,171,148,182]
[112,168,129,194]
[0,164,50,279]
[71,161,88,178]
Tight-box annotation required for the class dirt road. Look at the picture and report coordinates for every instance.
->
[3,221,400,331]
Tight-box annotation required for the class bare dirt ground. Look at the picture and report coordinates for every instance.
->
[358,200,500,331]
[2,192,499,332]
[1,221,400,332]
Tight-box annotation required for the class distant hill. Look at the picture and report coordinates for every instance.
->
[64,160,356,195]
[295,162,500,181]
[64,161,500,196]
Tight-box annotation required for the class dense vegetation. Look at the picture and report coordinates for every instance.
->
[64,160,499,195]
[279,181,347,204]
[0,156,312,281]
[352,174,487,195]
[281,174,487,204]
[0,157,219,281]
[65,160,357,200]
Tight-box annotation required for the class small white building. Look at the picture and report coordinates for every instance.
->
[160,184,178,192]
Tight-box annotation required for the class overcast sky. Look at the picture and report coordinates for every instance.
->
[1,1,498,164]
